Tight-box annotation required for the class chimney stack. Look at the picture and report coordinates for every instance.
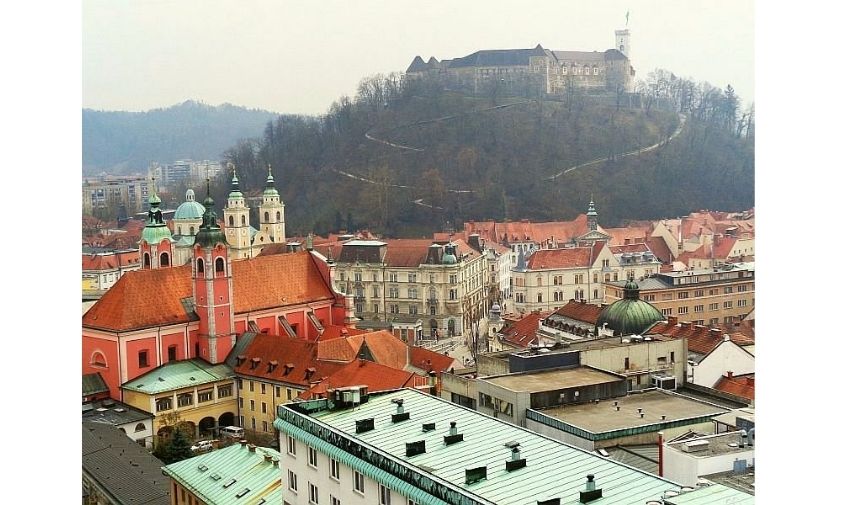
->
[428,371,437,396]
[580,475,603,503]
[727,371,733,379]
[449,422,457,436]
[739,430,747,448]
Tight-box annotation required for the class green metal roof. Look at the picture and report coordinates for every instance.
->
[663,483,754,504]
[597,280,664,335]
[122,359,233,395]
[276,389,686,505]
[175,200,206,220]
[195,188,228,248]
[82,372,109,397]
[162,443,281,505]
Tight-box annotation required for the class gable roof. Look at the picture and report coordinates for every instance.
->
[713,374,755,402]
[447,46,548,68]
[82,251,140,271]
[645,322,755,355]
[464,215,599,246]
[526,246,594,270]
[645,236,674,263]
[383,239,434,267]
[409,346,456,373]
[83,251,335,332]
[82,422,169,505]
[317,330,408,369]
[297,359,423,400]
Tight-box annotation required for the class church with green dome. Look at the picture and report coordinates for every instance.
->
[596,278,664,336]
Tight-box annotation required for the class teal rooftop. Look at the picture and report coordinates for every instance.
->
[122,358,232,395]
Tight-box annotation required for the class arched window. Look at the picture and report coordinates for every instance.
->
[91,351,107,368]
[197,258,205,273]
[143,253,150,268]
[189,226,195,234]
[276,211,281,221]
[264,212,270,222]
[593,66,599,76]
[241,215,246,226]
[228,215,235,227]
[215,257,225,273]
[134,423,146,433]
[537,293,543,303]
[584,66,590,75]
[160,252,170,267]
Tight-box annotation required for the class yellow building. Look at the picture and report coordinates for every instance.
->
[121,358,237,442]
[605,264,754,326]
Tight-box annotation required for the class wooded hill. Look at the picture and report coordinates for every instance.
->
[222,71,753,237]
[82,100,278,174]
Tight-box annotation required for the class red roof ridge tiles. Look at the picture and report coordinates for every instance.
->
[645,321,755,355]
[526,247,594,270]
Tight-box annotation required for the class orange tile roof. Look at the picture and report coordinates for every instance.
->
[409,346,456,373]
[82,265,195,331]
[297,359,423,400]
[232,333,344,386]
[551,300,603,324]
[317,325,367,342]
[645,236,673,263]
[500,311,551,347]
[712,237,738,259]
[713,373,754,401]
[383,239,433,267]
[526,247,593,270]
[465,216,597,245]
[609,243,650,254]
[83,251,335,332]
[317,330,408,369]
[605,226,649,246]
[646,322,755,355]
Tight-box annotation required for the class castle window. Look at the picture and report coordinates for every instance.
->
[264,212,270,222]
[276,211,281,221]
[241,215,246,226]
[160,252,170,267]
[197,258,204,273]
[228,216,235,227]
[215,257,225,273]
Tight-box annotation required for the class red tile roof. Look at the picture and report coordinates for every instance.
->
[551,300,603,324]
[317,330,407,369]
[464,215,598,245]
[82,251,140,271]
[609,243,650,254]
[646,322,755,355]
[409,346,456,373]
[712,237,738,259]
[605,227,649,246]
[297,359,425,400]
[713,373,754,401]
[232,333,344,386]
[526,247,593,270]
[83,251,335,332]
[500,311,551,347]
[317,325,367,342]
[645,236,674,263]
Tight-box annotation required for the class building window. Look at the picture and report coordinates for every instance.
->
[694,305,704,313]
[624,357,630,370]
[155,397,172,412]
[694,289,704,297]
[724,316,735,324]
[678,306,688,315]
[251,417,256,430]
[449,289,457,300]
[724,286,734,294]
[177,393,193,407]
[709,302,719,311]
[288,470,298,492]
[449,274,457,284]
[670,351,676,363]
[262,402,267,414]
[408,272,417,283]
[218,384,232,398]
[409,305,418,315]
[430,305,436,315]
[389,287,399,299]
[288,389,293,400]
[332,497,341,505]
[288,436,296,456]
[215,257,225,273]
[353,471,365,494]
[593,272,599,283]
[709,318,719,325]
[390,272,398,283]
[91,351,107,368]
[160,252,170,267]
[138,350,149,368]
[198,389,213,402]
[262,421,268,432]
[678,292,689,299]
[661,308,673,316]
[738,284,749,292]
[644,294,656,301]
[276,386,281,398]
[379,485,391,505]
[724,301,733,309]
[249,381,254,392]
[143,253,150,268]
[593,289,599,299]
[308,446,318,467]
[250,400,255,412]
[239,397,244,409]
[309,483,319,504]
[537,293,543,303]
[330,459,340,480]
[738,299,748,307]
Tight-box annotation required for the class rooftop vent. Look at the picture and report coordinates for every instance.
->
[235,488,250,498]
[197,464,208,472]
[579,474,603,503]
[422,423,436,432]
[537,500,561,505]
[464,466,487,485]
[267,360,278,373]
[391,398,410,423]
[250,357,261,369]
[682,440,710,453]
[222,478,236,488]
[283,363,294,375]
[506,443,526,472]
[444,422,463,445]
[209,473,221,481]
[304,367,316,379]
[406,440,426,457]
[355,418,375,434]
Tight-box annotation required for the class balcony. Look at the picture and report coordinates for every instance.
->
[426,298,438,306]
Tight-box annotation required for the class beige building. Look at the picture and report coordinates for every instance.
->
[332,238,488,338]
[222,168,286,261]
[82,174,150,215]
[605,263,755,326]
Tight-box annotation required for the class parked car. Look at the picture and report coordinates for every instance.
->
[190,440,214,452]
[219,426,245,439]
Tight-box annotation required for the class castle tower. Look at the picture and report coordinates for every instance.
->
[587,199,599,231]
[258,164,285,245]
[223,167,252,260]
[615,28,630,59]
[193,182,235,364]
[172,188,206,265]
[139,179,175,269]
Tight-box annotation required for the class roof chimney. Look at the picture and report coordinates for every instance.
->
[739,430,747,448]
[444,422,463,445]
[391,398,410,423]
[668,316,678,326]
[726,371,733,379]
[506,442,527,471]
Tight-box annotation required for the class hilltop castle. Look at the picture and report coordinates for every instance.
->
[406,29,634,95]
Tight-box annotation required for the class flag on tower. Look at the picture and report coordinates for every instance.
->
[626,11,630,26]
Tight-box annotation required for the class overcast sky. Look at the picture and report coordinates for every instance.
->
[83,0,753,115]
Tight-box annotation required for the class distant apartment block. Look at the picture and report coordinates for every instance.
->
[82,174,150,214]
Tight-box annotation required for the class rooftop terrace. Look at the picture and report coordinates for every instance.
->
[483,366,623,393]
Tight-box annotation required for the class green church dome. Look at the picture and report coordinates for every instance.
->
[441,242,457,265]
[174,189,206,220]
[596,279,664,336]
[140,186,174,245]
